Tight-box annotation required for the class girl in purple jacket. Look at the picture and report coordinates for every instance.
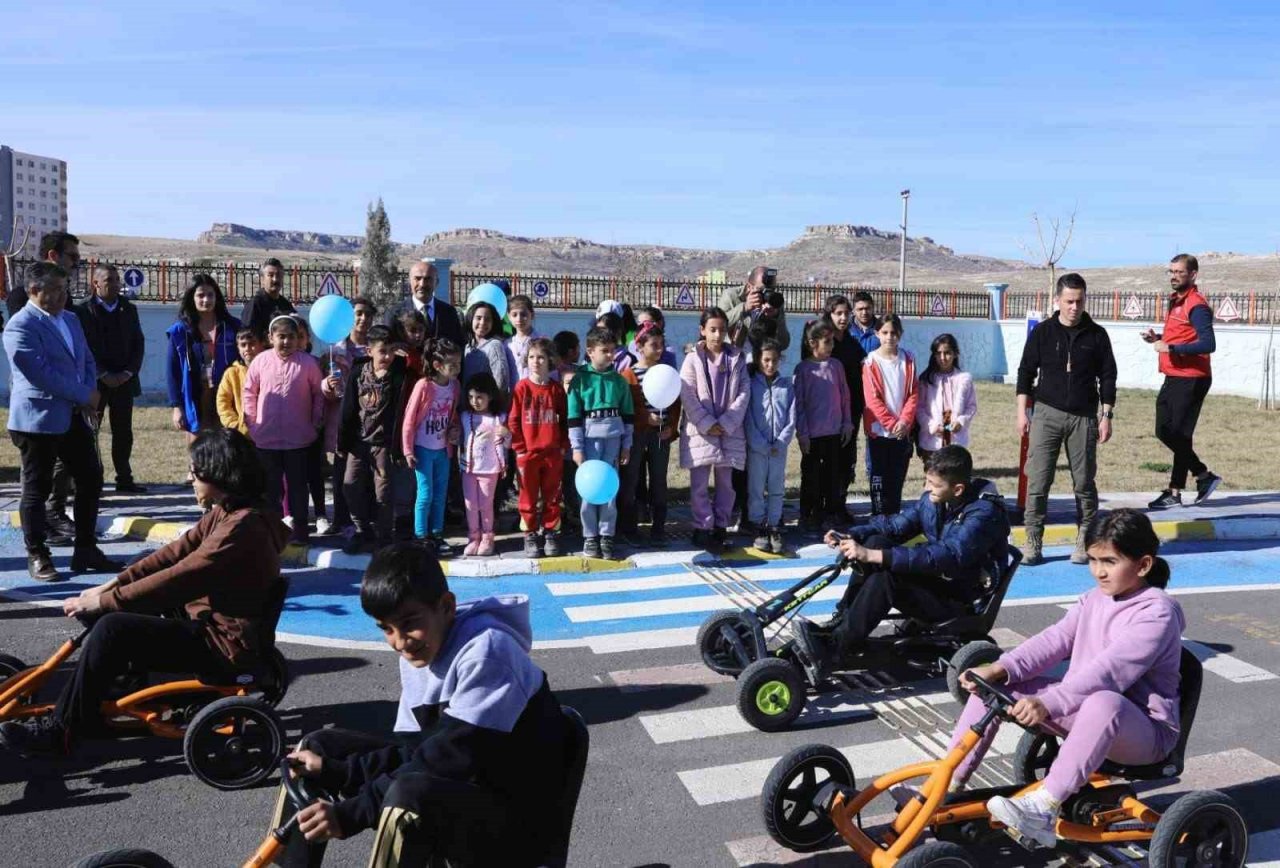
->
[458,372,510,557]
[947,508,1184,847]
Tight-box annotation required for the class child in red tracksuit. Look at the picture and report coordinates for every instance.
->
[510,337,569,558]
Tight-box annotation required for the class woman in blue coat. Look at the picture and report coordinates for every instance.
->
[166,274,241,447]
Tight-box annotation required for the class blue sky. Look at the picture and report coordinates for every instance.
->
[6,1,1280,266]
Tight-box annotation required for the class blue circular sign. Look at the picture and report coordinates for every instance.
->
[122,267,145,288]
[532,280,550,299]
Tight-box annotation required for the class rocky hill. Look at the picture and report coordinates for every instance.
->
[196,223,368,253]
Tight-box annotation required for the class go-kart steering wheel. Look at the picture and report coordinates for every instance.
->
[964,671,1068,737]
[280,759,337,810]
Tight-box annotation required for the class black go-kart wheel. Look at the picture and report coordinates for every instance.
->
[945,641,1003,706]
[894,840,980,867]
[738,658,807,732]
[71,849,176,868]
[259,647,290,707]
[697,610,757,677]
[1148,790,1248,868]
[183,695,284,790]
[1011,728,1060,785]
[0,653,34,706]
[761,743,853,852]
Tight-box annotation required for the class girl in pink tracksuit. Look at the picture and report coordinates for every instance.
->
[458,371,510,557]
[948,508,1184,847]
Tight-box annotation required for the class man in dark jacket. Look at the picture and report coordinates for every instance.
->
[1015,273,1117,565]
[793,446,1011,681]
[240,258,295,337]
[380,261,465,348]
[76,264,147,492]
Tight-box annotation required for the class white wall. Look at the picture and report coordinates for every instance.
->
[0,303,1268,403]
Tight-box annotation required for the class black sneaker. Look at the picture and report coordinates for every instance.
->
[1148,490,1182,511]
[709,528,727,555]
[342,531,372,555]
[753,530,771,552]
[543,532,561,557]
[70,546,124,574]
[690,528,709,549]
[432,537,455,559]
[791,619,832,684]
[524,532,542,558]
[649,527,668,548]
[600,536,617,560]
[738,519,759,538]
[583,536,602,559]
[769,527,785,554]
[0,716,69,755]
[115,481,148,494]
[1194,472,1222,505]
[27,547,60,582]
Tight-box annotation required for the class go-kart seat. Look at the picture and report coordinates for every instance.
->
[1097,646,1202,780]
[537,705,591,868]
[199,576,289,691]
[919,545,1022,639]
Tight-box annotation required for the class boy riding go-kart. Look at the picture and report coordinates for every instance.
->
[698,446,1018,731]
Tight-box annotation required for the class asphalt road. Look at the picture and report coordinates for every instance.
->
[3,530,1280,867]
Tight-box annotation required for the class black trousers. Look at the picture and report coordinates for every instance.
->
[330,452,352,528]
[1155,375,1212,490]
[97,382,136,484]
[839,427,859,497]
[259,446,310,537]
[275,728,513,868]
[306,437,328,520]
[830,535,971,658]
[10,418,103,551]
[53,612,225,740]
[868,437,913,516]
[800,434,845,519]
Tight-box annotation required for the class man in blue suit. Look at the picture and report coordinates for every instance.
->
[4,262,123,581]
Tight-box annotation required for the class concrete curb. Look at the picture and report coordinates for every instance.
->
[8,510,1280,577]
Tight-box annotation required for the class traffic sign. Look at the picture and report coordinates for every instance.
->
[122,267,146,290]
[532,280,550,299]
[1216,295,1241,322]
[930,293,947,316]
[317,272,341,296]
[1122,294,1143,319]
[675,284,695,308]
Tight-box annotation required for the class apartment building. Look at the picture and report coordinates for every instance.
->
[0,145,69,255]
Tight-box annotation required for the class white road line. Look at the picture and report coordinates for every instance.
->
[546,563,817,597]
[641,694,873,744]
[609,662,734,692]
[1182,639,1279,684]
[677,736,928,806]
[583,626,700,653]
[564,587,841,622]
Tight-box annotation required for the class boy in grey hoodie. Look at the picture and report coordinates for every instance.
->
[745,339,796,553]
[271,544,569,867]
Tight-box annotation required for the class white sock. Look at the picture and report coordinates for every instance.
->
[1024,787,1062,813]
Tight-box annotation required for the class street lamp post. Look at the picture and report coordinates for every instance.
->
[898,189,911,294]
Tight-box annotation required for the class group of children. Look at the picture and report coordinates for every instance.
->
[205,283,981,559]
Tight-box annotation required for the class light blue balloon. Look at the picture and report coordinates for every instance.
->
[575,459,620,506]
[466,282,508,321]
[309,294,356,344]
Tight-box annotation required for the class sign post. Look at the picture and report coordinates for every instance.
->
[122,267,146,299]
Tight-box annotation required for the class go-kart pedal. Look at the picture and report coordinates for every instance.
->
[790,619,832,685]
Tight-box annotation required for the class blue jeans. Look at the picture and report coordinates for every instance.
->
[580,435,621,538]
[413,446,451,538]
[747,447,787,527]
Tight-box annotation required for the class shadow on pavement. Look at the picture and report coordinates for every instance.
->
[555,683,709,725]
[278,699,399,737]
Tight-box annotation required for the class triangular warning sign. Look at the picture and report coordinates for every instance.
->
[1216,295,1241,322]
[1121,294,1143,319]
[675,284,696,308]
[930,293,947,316]
[317,272,341,296]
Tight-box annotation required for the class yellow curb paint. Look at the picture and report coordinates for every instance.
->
[1150,519,1216,541]
[554,556,635,574]
[281,543,310,566]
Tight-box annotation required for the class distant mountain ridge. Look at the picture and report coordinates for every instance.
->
[195,222,1027,282]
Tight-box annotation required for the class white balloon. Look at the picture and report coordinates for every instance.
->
[641,363,682,410]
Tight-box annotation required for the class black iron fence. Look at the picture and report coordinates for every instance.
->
[1003,288,1280,324]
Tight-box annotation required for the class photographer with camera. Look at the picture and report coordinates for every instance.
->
[719,266,791,354]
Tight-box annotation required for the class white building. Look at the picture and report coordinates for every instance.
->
[0,145,69,256]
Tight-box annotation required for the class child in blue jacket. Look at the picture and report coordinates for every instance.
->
[745,339,796,553]
[272,544,569,867]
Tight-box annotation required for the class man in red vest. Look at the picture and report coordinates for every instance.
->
[1143,253,1220,509]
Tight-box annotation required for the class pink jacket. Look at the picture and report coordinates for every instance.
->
[678,342,749,470]
[459,411,509,475]
[401,378,460,458]
[243,350,324,450]
[915,369,977,451]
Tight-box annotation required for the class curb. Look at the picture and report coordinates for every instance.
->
[7,510,1278,577]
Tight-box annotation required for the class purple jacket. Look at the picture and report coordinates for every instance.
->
[999,585,1185,741]
[678,342,749,470]
[794,357,852,441]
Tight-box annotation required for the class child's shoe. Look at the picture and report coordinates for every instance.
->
[477,533,496,557]
[987,789,1061,849]
[690,528,709,549]
[649,526,668,548]
[543,531,561,557]
[600,536,616,560]
[524,532,542,558]
[0,716,69,755]
[769,527,785,554]
[342,530,371,556]
[583,536,602,559]
[710,527,727,554]
[753,529,771,552]
[463,534,481,557]
[432,536,455,559]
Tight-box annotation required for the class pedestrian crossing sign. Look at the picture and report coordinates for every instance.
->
[930,294,947,316]
[1216,295,1241,322]
[317,272,341,296]
[675,284,696,308]
[1122,294,1143,319]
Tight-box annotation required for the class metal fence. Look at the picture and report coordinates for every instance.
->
[1003,288,1280,324]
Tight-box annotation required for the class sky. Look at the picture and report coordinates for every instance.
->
[5,1,1280,267]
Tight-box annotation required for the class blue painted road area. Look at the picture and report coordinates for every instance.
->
[4,526,1280,646]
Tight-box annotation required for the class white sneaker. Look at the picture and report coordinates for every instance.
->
[315,517,333,536]
[987,789,1061,849]
[281,515,294,530]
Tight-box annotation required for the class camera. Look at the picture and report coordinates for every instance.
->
[762,268,777,290]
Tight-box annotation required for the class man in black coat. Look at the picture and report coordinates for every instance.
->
[380,261,464,349]
[75,264,147,493]
[240,258,295,337]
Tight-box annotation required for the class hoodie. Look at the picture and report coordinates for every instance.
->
[326,595,567,843]
[746,371,797,453]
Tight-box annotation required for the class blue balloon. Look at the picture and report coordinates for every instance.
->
[575,459,620,506]
[309,294,355,344]
[466,282,508,321]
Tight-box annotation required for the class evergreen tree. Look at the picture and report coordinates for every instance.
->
[361,198,401,307]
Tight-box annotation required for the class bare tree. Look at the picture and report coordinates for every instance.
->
[2,216,33,302]
[1019,208,1077,294]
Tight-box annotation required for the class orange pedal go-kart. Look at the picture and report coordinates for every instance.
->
[760,652,1249,867]
[0,583,290,791]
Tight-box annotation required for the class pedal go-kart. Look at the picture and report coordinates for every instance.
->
[696,545,1021,731]
[0,581,291,791]
[73,706,592,868]
[760,651,1249,867]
